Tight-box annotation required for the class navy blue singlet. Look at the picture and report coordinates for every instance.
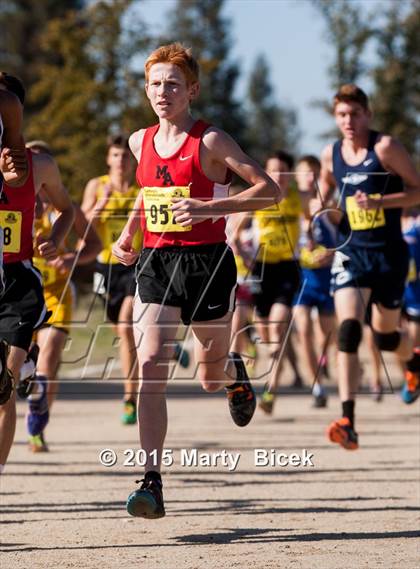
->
[332,130,404,249]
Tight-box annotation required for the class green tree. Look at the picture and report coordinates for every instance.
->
[312,0,373,88]
[162,0,245,142]
[245,54,299,164]
[0,0,84,119]
[26,1,152,199]
[311,0,374,137]
[371,0,420,155]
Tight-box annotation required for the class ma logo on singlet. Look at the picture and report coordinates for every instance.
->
[156,165,174,186]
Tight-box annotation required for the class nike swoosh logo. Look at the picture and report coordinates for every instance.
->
[363,158,373,166]
[208,304,222,310]
[179,155,192,161]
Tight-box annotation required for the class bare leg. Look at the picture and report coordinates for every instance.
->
[230,304,250,355]
[0,347,26,466]
[36,326,68,410]
[266,302,292,392]
[293,305,318,383]
[117,295,138,402]
[364,325,382,392]
[334,287,371,401]
[132,300,181,473]
[192,312,235,392]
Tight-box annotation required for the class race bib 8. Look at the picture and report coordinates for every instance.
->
[346,194,385,231]
[0,210,22,253]
[142,186,191,232]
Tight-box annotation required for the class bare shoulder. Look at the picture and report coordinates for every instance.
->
[375,133,399,157]
[32,152,61,194]
[0,89,20,115]
[83,176,101,192]
[32,151,57,176]
[201,126,232,151]
[129,129,146,161]
[375,134,406,173]
[375,133,418,178]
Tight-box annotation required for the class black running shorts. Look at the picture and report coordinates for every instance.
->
[94,262,136,323]
[136,243,237,325]
[0,261,48,351]
[251,259,301,317]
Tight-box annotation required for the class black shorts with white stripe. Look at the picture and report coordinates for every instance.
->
[136,243,237,325]
[0,260,48,351]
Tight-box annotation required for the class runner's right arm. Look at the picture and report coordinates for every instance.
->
[317,144,342,225]
[49,203,102,274]
[111,129,145,265]
[0,90,28,186]
[81,178,112,225]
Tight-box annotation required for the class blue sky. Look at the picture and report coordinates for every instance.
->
[138,0,392,156]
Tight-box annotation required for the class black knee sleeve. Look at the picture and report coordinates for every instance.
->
[338,319,362,353]
[372,330,401,351]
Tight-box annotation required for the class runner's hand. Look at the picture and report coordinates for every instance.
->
[354,190,382,210]
[0,147,28,185]
[49,253,76,274]
[314,249,334,267]
[36,236,58,261]
[112,234,139,265]
[171,198,209,226]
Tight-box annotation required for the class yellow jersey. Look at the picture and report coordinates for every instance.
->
[253,186,301,263]
[95,175,142,264]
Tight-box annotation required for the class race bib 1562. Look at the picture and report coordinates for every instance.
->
[346,194,385,231]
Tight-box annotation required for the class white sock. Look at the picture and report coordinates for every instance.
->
[19,359,36,381]
[312,382,324,397]
[28,376,45,402]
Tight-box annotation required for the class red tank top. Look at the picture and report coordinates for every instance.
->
[1,150,35,263]
[136,119,230,248]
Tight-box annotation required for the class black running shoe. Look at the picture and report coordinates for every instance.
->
[312,393,328,408]
[0,340,13,405]
[291,374,304,389]
[225,352,256,427]
[126,476,165,519]
[16,343,39,399]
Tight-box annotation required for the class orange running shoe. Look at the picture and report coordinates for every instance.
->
[401,371,420,404]
[327,417,358,450]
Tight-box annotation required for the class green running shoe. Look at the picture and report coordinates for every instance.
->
[121,399,137,425]
[126,475,165,519]
[259,383,275,415]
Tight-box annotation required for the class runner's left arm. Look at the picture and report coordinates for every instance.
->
[171,128,280,226]
[50,203,102,273]
[356,137,420,210]
[34,153,75,260]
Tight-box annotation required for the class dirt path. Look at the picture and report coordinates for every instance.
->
[1,389,419,569]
